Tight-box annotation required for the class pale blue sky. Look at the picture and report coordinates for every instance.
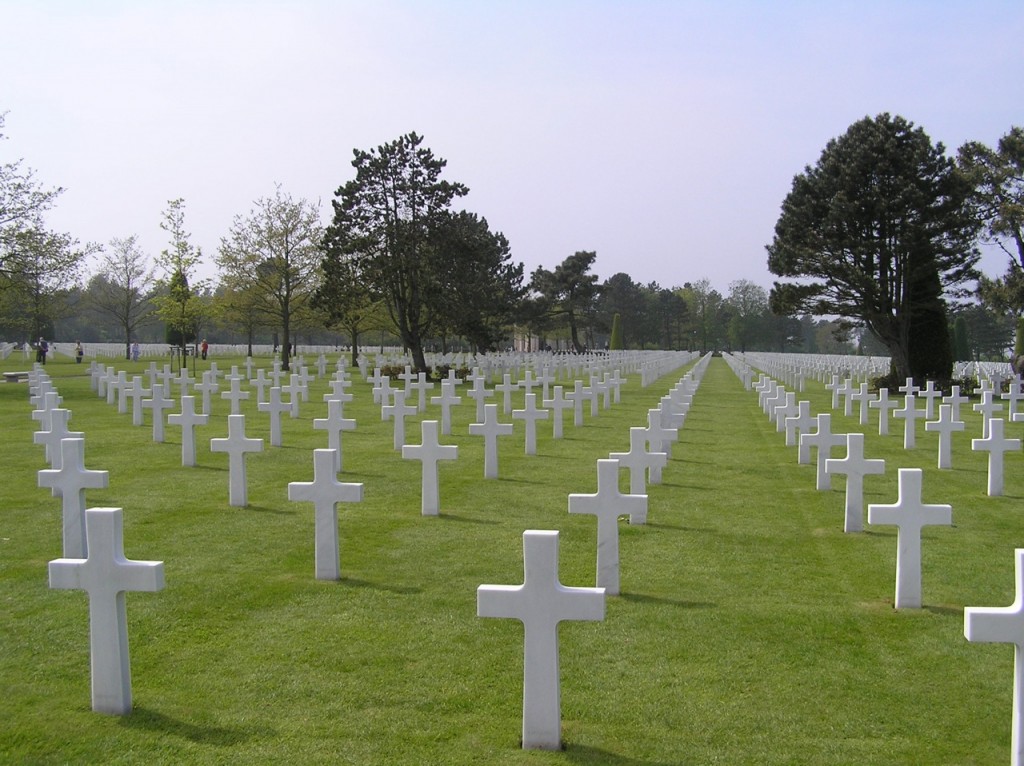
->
[3,1,1021,292]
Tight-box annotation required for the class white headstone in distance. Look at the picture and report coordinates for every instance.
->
[867,468,952,609]
[48,507,164,715]
[288,448,363,579]
[477,530,605,750]
[402,420,458,515]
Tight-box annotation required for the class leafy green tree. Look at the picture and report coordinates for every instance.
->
[429,211,524,352]
[597,273,643,348]
[609,312,623,350]
[952,315,970,361]
[89,235,156,359]
[313,252,387,367]
[323,132,468,372]
[767,113,980,382]
[679,279,725,353]
[959,126,1024,268]
[530,251,600,352]
[216,187,323,371]
[154,199,207,360]
[725,279,769,352]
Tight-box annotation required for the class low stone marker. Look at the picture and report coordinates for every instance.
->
[288,448,364,579]
[568,458,647,595]
[402,420,458,515]
[469,403,514,479]
[867,468,952,609]
[477,530,605,750]
[825,433,885,533]
[167,395,208,467]
[209,414,264,507]
[48,507,164,714]
[964,547,1024,766]
[38,437,109,558]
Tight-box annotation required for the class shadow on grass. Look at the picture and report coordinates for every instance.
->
[438,513,500,525]
[340,576,422,595]
[244,505,297,516]
[121,706,260,746]
[619,592,715,609]
[643,521,708,532]
[562,743,678,765]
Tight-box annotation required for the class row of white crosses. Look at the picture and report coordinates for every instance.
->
[476,355,707,750]
[731,354,1024,765]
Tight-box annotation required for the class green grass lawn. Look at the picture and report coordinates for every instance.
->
[1,352,1020,765]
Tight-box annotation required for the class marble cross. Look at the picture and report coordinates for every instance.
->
[402,420,458,515]
[964,547,1024,766]
[543,385,572,439]
[972,418,1021,496]
[409,372,434,413]
[867,468,952,608]
[799,413,847,490]
[568,459,647,594]
[974,390,1005,438]
[33,408,83,468]
[38,437,109,558]
[943,386,969,421]
[220,373,250,415]
[48,507,164,714]
[825,433,885,533]
[123,376,151,427]
[477,530,605,750]
[430,379,462,436]
[167,395,209,467]
[257,386,290,447]
[869,388,899,436]
[141,390,174,443]
[785,400,815,451]
[924,403,964,469]
[209,414,264,507]
[918,380,942,419]
[382,388,417,450]
[468,403,514,479]
[512,393,549,455]
[313,398,357,471]
[893,393,924,449]
[288,448,363,579]
[609,426,667,500]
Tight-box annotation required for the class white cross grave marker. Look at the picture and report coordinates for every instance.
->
[48,507,164,714]
[209,414,264,507]
[382,388,417,450]
[893,393,924,449]
[123,376,151,427]
[38,437,109,558]
[800,414,847,490]
[825,433,885,533]
[313,398,357,471]
[402,420,458,515]
[568,459,647,595]
[869,387,899,436]
[167,395,209,467]
[609,426,667,503]
[141,390,174,443]
[964,547,1024,766]
[972,418,1022,496]
[543,385,572,439]
[288,448,364,579]
[477,530,605,750]
[34,408,83,468]
[469,403,514,479]
[925,403,965,469]
[867,468,952,608]
[512,393,550,455]
[258,386,290,447]
[430,379,462,435]
[220,373,250,415]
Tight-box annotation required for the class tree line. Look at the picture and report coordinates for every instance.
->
[2,114,1020,377]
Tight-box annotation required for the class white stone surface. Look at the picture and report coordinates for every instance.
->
[48,507,164,715]
[209,414,263,507]
[867,468,952,609]
[477,530,605,750]
[38,437,108,558]
[288,449,363,579]
[402,420,458,515]
[825,433,885,533]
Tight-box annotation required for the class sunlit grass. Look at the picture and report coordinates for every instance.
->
[0,352,1019,764]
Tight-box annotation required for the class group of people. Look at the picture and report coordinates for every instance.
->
[31,338,85,364]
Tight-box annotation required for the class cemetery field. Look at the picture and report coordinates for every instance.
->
[1,353,1020,765]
